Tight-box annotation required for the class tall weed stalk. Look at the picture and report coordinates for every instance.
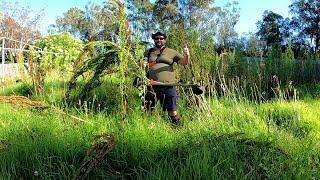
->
[116,0,131,120]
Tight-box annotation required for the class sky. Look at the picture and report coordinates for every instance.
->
[20,0,292,35]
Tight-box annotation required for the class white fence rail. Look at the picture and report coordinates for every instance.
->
[0,37,40,79]
[0,63,27,78]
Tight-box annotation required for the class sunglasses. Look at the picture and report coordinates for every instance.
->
[154,38,165,40]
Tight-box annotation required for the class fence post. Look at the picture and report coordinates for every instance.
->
[1,38,5,93]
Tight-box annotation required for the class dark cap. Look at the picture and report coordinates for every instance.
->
[151,31,167,39]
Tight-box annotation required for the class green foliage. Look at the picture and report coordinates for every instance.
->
[127,0,239,47]
[215,1,240,47]
[0,104,105,179]
[5,1,320,177]
[65,1,149,117]
[12,82,33,97]
[296,84,320,99]
[65,41,120,109]
[23,32,82,96]
[1,80,33,96]
[256,11,284,48]
[281,40,295,83]
[1,88,320,179]
[116,0,132,119]
[289,0,320,52]
[35,32,83,71]
[257,102,311,138]
[54,1,119,41]
[28,45,44,95]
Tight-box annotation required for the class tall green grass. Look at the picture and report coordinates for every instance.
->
[1,83,320,179]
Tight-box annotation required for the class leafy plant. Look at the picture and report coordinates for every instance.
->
[35,32,83,72]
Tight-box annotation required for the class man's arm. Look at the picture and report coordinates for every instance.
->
[177,54,190,65]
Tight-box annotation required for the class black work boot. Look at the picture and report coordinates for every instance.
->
[170,115,182,127]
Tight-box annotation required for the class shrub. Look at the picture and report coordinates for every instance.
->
[35,32,83,71]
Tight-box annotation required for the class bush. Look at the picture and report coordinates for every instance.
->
[35,32,83,71]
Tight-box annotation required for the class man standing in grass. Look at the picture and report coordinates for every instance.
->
[144,31,190,126]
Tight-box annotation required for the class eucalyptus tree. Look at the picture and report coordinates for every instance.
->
[126,0,220,40]
[289,0,320,53]
[214,1,240,49]
[126,0,154,40]
[239,32,265,57]
[54,7,84,38]
[55,1,119,41]
[178,0,220,40]
[256,11,286,50]
[152,0,181,30]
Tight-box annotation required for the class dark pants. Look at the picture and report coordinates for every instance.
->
[144,86,177,112]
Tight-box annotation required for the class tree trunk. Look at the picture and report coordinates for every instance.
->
[316,35,320,53]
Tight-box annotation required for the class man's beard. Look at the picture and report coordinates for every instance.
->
[155,43,164,48]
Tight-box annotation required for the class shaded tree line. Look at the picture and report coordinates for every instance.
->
[255,0,319,58]
[51,0,318,57]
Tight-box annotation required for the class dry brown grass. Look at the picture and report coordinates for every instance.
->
[0,95,47,108]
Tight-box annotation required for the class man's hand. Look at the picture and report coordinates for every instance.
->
[183,44,190,56]
[148,60,157,68]
[178,44,190,65]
